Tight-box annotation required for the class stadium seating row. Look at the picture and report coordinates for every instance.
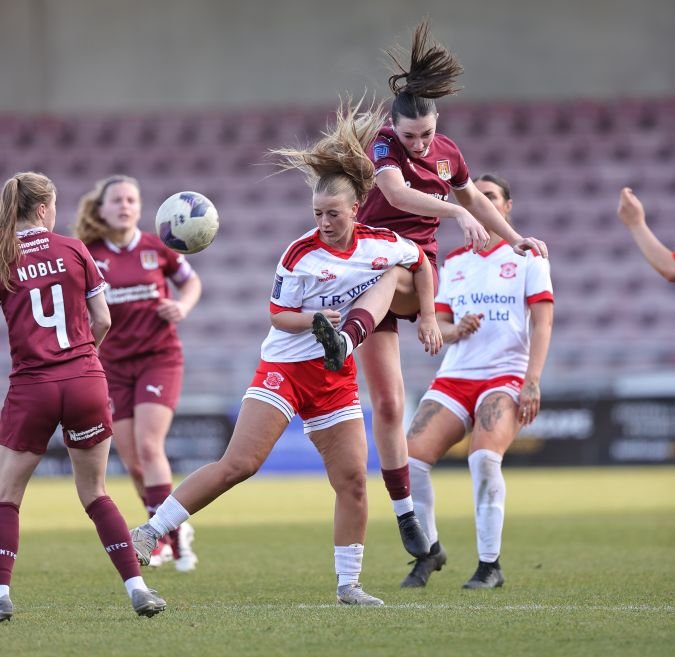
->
[0,96,673,402]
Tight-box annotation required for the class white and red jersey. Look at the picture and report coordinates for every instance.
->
[262,224,424,362]
[85,230,193,362]
[358,126,471,264]
[0,227,106,382]
[434,241,554,379]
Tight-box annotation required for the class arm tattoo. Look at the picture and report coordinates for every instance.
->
[523,381,539,399]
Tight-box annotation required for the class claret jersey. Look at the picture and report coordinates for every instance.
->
[358,126,471,263]
[0,227,106,381]
[434,241,554,379]
[86,230,193,362]
[262,224,424,362]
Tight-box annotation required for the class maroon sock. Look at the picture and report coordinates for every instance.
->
[144,483,173,518]
[85,496,141,582]
[0,502,19,586]
[381,464,411,501]
[341,309,376,349]
[168,528,180,559]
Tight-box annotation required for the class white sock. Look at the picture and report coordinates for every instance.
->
[392,495,414,516]
[468,449,505,563]
[340,332,354,357]
[148,495,190,536]
[335,543,363,587]
[0,584,8,598]
[409,457,438,545]
[124,576,149,598]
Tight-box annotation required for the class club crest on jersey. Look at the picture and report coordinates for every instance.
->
[437,160,452,180]
[371,256,389,270]
[263,371,284,390]
[318,269,336,282]
[499,262,518,279]
[95,258,110,272]
[272,274,283,299]
[373,142,389,161]
[140,250,159,270]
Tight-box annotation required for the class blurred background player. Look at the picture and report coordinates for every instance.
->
[0,172,165,619]
[400,173,554,589]
[129,99,440,606]
[353,20,548,557]
[74,175,202,572]
[617,187,675,282]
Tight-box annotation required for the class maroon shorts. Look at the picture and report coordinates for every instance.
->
[0,375,113,454]
[376,259,440,333]
[103,351,183,421]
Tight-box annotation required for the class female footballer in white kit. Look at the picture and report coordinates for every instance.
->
[129,99,442,606]
[400,174,554,590]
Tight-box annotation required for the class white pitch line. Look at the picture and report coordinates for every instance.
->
[295,603,674,612]
[22,602,674,613]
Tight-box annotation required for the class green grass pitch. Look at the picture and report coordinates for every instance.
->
[3,466,674,657]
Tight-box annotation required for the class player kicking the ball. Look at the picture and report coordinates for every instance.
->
[130,98,443,606]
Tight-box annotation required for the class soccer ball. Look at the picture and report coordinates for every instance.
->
[155,191,219,254]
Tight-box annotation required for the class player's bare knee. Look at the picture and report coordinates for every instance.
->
[136,442,164,467]
[218,454,261,487]
[371,395,404,425]
[333,468,367,503]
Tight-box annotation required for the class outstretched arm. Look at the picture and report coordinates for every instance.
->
[453,180,548,258]
[411,255,443,355]
[618,187,675,282]
[375,168,490,251]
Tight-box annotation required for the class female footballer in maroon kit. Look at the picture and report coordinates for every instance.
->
[130,99,442,606]
[0,172,165,620]
[316,22,548,557]
[75,175,202,572]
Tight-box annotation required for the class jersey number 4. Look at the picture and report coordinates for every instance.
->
[30,284,70,349]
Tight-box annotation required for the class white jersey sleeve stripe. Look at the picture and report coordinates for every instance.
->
[170,261,194,286]
[85,281,108,299]
[374,164,402,176]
